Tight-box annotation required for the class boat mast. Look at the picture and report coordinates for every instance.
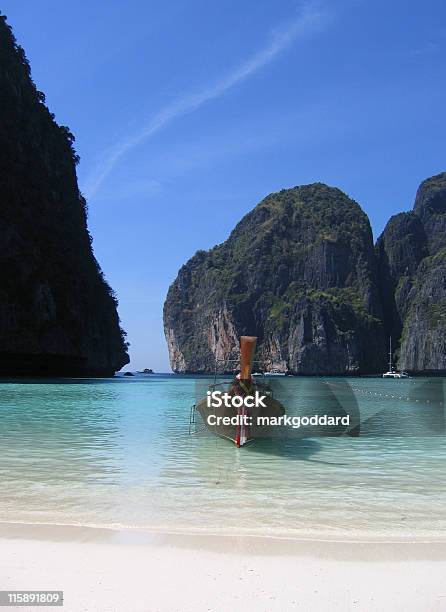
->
[240,336,256,380]
[236,336,257,447]
[389,336,393,372]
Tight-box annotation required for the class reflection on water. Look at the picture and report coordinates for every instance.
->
[0,375,445,538]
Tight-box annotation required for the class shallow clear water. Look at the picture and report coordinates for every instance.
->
[0,375,445,539]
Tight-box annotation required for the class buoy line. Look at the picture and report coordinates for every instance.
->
[325,381,443,407]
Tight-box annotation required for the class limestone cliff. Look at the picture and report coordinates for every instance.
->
[377,172,446,373]
[0,15,129,375]
[164,183,385,374]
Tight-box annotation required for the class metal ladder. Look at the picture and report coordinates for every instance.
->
[188,403,196,434]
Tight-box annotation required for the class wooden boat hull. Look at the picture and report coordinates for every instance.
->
[196,336,286,446]
[196,392,285,445]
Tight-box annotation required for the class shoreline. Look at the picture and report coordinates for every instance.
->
[2,522,446,557]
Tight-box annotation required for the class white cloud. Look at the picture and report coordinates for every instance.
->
[83,2,329,199]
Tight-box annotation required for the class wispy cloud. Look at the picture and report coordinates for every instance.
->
[411,41,441,57]
[84,3,329,199]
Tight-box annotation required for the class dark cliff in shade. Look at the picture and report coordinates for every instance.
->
[164,183,385,374]
[0,15,129,375]
[377,172,446,373]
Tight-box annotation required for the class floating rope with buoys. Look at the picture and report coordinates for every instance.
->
[341,383,444,407]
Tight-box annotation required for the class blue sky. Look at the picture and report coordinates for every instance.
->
[2,0,446,371]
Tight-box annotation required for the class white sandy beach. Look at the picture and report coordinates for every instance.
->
[1,525,446,612]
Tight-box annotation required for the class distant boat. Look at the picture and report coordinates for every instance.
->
[382,338,410,378]
[265,369,286,376]
[141,368,154,374]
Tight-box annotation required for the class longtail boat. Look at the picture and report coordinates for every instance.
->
[195,336,286,446]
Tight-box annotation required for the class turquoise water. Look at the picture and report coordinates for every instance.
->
[0,375,445,539]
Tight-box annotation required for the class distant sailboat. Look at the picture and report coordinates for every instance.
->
[382,337,410,378]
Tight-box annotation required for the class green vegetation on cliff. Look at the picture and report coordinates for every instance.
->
[377,172,446,372]
[164,183,384,374]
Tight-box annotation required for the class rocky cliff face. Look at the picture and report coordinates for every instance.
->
[0,15,129,375]
[164,184,385,374]
[377,172,446,373]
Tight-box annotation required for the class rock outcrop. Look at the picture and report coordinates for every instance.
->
[166,172,446,375]
[377,172,446,373]
[164,183,385,374]
[0,15,129,375]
